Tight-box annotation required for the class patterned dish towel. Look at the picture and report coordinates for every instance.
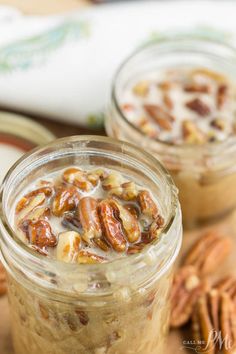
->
[0,1,235,128]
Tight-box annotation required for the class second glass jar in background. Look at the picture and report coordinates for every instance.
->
[106,37,236,228]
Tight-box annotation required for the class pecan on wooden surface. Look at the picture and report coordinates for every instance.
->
[192,290,236,354]
[170,265,209,328]
[183,231,232,276]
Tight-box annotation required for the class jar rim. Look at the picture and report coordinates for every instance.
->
[111,35,236,158]
[0,135,181,297]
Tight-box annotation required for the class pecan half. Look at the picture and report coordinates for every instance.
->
[215,276,236,305]
[16,187,52,214]
[183,231,232,276]
[170,265,208,328]
[63,168,94,192]
[111,200,140,243]
[78,197,102,243]
[192,290,236,354]
[98,200,127,252]
[16,193,46,223]
[0,263,7,296]
[186,98,211,116]
[144,104,174,130]
[77,250,106,264]
[26,206,50,222]
[57,231,81,263]
[52,185,81,217]
[137,190,158,219]
[20,219,57,248]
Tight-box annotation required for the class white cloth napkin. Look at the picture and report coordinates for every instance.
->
[0,1,236,127]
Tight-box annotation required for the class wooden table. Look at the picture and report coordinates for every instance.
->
[1,112,236,353]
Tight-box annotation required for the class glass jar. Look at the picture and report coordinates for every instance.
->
[106,37,236,228]
[0,136,182,354]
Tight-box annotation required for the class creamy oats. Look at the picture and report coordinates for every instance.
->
[120,68,236,144]
[0,136,182,354]
[13,166,164,262]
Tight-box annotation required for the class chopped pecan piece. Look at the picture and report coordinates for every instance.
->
[16,193,46,222]
[182,120,206,144]
[138,118,158,138]
[20,219,57,248]
[119,181,138,201]
[210,118,226,131]
[133,81,149,97]
[87,168,108,186]
[0,263,7,296]
[102,172,124,192]
[217,84,228,109]
[163,92,173,110]
[63,168,94,192]
[184,83,210,93]
[144,104,174,131]
[26,206,50,222]
[111,200,140,243]
[62,213,81,231]
[186,98,211,116]
[170,265,208,328]
[124,203,140,219]
[98,200,127,252]
[137,190,158,218]
[191,68,227,83]
[94,238,110,252]
[122,103,135,112]
[149,215,165,240]
[183,231,232,276]
[57,231,81,263]
[52,185,81,217]
[127,243,145,255]
[78,197,102,243]
[77,250,106,264]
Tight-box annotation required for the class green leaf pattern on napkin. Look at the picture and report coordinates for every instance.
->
[0,20,90,72]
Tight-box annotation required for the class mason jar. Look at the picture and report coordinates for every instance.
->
[0,136,182,354]
[106,37,236,228]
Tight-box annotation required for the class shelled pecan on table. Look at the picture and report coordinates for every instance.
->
[170,230,236,353]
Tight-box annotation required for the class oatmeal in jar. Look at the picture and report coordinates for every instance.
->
[0,136,182,354]
[120,68,236,144]
[14,166,165,262]
[106,38,236,227]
